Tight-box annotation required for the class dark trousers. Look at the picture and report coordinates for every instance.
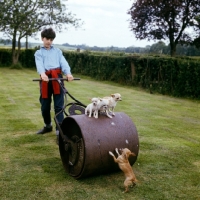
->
[39,77,64,130]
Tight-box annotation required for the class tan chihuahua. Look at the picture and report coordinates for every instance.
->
[103,93,122,116]
[109,148,138,193]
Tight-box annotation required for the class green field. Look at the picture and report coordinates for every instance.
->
[0,68,199,200]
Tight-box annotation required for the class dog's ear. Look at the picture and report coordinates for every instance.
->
[130,152,136,157]
[111,94,115,97]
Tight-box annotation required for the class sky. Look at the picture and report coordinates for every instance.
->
[0,0,157,48]
[30,0,155,48]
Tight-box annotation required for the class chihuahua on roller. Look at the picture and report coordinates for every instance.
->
[97,98,112,118]
[103,93,122,116]
[85,97,99,118]
[109,148,138,193]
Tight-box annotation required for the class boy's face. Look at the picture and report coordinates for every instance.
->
[42,37,53,49]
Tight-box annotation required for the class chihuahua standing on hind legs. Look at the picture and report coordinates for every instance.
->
[109,148,138,193]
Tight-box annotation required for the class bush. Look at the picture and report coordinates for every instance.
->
[0,48,200,99]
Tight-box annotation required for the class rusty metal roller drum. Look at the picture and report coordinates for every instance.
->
[59,112,139,179]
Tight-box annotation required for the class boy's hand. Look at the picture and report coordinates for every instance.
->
[66,74,74,81]
[40,73,49,82]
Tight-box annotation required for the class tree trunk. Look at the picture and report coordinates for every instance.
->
[26,35,28,49]
[11,29,22,64]
[12,29,17,64]
[16,37,21,62]
[170,42,177,57]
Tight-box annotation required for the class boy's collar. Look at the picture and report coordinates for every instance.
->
[41,45,54,49]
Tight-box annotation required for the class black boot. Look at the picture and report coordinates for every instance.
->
[36,126,53,134]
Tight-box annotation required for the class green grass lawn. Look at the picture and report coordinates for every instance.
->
[0,68,199,200]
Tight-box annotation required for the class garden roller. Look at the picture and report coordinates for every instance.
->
[57,112,139,179]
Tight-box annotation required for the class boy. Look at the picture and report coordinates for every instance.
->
[34,28,73,143]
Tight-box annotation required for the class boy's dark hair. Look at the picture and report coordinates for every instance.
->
[41,28,56,39]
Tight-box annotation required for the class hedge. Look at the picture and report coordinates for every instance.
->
[0,49,199,99]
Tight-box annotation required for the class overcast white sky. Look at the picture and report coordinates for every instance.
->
[0,0,157,48]
[31,0,156,48]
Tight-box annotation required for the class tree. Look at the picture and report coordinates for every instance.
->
[150,41,166,54]
[0,0,82,64]
[193,37,200,48]
[193,15,200,48]
[128,0,200,57]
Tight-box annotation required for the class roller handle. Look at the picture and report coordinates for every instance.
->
[32,78,80,81]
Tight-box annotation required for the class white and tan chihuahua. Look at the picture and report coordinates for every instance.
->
[97,98,112,118]
[109,148,138,193]
[103,93,122,116]
[85,97,99,118]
